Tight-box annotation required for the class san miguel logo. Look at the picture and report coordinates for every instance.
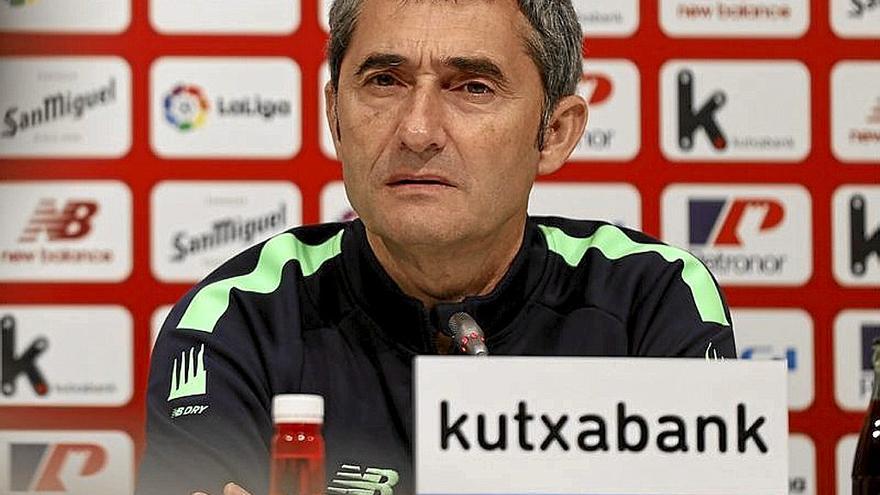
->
[678,69,727,152]
[1,315,48,397]
[162,82,292,132]
[2,78,117,139]
[849,0,880,17]
[170,203,287,263]
[10,443,107,492]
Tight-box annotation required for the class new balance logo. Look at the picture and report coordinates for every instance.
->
[678,69,727,151]
[689,198,784,247]
[328,464,399,495]
[10,443,107,492]
[167,344,206,401]
[1,314,48,397]
[850,194,880,277]
[18,199,98,243]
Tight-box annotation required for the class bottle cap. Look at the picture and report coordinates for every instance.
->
[272,394,324,424]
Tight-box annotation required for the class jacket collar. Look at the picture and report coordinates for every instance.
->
[340,219,547,354]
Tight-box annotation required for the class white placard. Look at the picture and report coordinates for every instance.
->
[833,185,880,286]
[150,57,301,159]
[0,181,132,282]
[836,434,858,495]
[788,434,816,495]
[0,0,129,33]
[660,0,809,38]
[0,430,133,495]
[572,59,641,161]
[661,184,813,286]
[415,357,788,495]
[529,182,642,229]
[0,306,132,407]
[660,61,810,162]
[831,0,880,38]
[151,0,299,34]
[732,309,815,411]
[151,181,301,282]
[0,57,131,158]
[831,62,880,163]
[572,0,639,37]
[834,309,880,411]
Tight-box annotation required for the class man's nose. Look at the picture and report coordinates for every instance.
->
[397,84,447,158]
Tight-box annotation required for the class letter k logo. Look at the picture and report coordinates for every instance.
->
[678,69,727,151]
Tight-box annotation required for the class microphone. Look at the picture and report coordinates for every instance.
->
[447,312,488,356]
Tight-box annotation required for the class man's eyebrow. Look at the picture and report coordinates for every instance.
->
[354,53,407,76]
[443,56,510,85]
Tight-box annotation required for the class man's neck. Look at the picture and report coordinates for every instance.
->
[365,217,527,309]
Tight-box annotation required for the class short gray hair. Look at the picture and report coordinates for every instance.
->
[327,0,583,149]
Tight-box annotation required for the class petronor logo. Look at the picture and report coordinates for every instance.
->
[689,198,784,247]
[328,464,399,495]
[10,443,107,492]
[18,199,99,243]
[581,72,613,106]
[167,344,206,401]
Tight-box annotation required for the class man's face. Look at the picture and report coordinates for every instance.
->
[327,0,550,248]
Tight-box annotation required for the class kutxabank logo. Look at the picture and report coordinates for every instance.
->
[1,314,48,397]
[678,69,727,152]
[850,193,880,278]
[10,442,107,492]
[164,84,209,131]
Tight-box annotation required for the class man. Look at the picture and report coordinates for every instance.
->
[138,0,736,493]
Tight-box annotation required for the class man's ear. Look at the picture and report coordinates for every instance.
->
[536,94,588,176]
[324,80,341,146]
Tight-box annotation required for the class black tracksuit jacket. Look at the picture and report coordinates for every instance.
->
[137,217,736,495]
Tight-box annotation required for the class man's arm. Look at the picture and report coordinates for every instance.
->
[136,291,276,495]
[629,251,736,359]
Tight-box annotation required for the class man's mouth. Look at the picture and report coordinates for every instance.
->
[386,175,455,188]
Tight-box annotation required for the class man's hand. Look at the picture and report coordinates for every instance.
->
[193,482,251,495]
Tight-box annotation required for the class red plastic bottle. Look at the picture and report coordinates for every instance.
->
[269,394,325,495]
[853,339,880,494]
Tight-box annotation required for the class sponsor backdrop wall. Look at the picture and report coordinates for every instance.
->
[0,1,877,493]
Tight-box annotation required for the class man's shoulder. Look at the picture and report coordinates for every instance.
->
[168,222,351,334]
[198,221,350,286]
[529,215,692,272]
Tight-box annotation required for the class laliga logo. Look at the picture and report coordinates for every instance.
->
[9,443,107,492]
[580,73,613,107]
[164,84,210,131]
[689,198,785,247]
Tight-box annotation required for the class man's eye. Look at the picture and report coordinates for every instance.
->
[370,74,396,86]
[464,82,492,95]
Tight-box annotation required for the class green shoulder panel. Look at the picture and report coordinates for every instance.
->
[177,230,344,333]
[538,224,729,326]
